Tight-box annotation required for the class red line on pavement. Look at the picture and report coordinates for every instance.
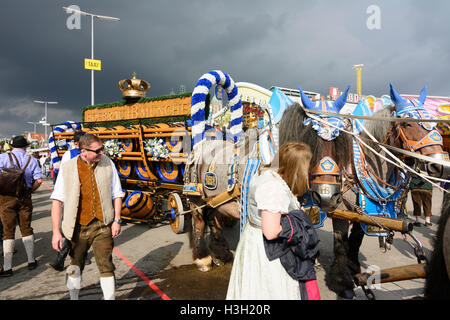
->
[43,181,171,300]
[42,180,54,192]
[113,248,171,300]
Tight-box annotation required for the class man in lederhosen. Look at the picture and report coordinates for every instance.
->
[0,136,42,277]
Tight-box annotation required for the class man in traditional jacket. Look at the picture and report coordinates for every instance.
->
[50,134,123,300]
[46,130,85,272]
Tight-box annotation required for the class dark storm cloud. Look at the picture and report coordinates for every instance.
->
[1,0,450,138]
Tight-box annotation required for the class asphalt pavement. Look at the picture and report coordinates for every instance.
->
[0,177,443,300]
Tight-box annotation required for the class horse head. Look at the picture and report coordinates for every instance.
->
[299,85,351,212]
[390,83,450,178]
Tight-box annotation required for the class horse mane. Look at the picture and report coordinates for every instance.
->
[279,103,323,167]
[361,105,394,145]
[278,103,352,169]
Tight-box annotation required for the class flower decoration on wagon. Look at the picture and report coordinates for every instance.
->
[103,139,124,158]
[144,138,170,160]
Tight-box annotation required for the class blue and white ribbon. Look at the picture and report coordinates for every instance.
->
[396,106,436,131]
[303,115,346,141]
[191,70,242,150]
[49,121,83,173]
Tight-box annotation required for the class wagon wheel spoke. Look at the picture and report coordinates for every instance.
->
[168,193,185,234]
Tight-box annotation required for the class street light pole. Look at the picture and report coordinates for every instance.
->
[91,15,94,106]
[62,7,120,106]
[34,100,58,142]
[27,121,39,133]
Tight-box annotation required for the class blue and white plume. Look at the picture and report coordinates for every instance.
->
[48,121,83,173]
[191,70,242,149]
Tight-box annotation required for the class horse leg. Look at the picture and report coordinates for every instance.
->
[326,218,357,299]
[424,192,450,299]
[348,222,365,275]
[188,202,212,272]
[207,212,234,267]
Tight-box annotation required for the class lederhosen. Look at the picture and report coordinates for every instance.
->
[0,153,33,240]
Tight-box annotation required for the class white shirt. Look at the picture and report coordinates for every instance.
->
[60,150,72,164]
[50,156,124,203]
[40,156,47,167]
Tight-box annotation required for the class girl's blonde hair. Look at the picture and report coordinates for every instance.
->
[275,142,312,196]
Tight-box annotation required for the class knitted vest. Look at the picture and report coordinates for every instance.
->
[76,158,104,225]
[61,155,114,240]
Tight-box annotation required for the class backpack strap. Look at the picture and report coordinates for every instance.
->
[23,155,32,171]
[7,152,32,170]
[7,151,18,169]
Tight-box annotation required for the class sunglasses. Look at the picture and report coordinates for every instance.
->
[84,146,104,154]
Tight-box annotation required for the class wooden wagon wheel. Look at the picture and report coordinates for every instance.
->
[168,193,185,234]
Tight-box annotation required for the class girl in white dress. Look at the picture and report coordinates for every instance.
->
[226,142,312,300]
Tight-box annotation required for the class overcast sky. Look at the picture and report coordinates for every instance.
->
[1,0,449,138]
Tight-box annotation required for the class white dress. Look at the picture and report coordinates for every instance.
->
[226,169,301,300]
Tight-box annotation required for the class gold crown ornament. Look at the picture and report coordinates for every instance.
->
[118,72,150,99]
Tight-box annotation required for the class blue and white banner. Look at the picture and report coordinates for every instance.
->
[269,87,294,124]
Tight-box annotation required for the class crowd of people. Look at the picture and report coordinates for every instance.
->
[0,133,123,300]
[0,132,443,300]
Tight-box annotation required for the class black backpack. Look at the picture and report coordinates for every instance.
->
[0,152,31,197]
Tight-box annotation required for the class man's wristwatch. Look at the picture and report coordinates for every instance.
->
[113,219,122,224]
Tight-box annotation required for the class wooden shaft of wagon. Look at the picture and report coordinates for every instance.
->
[328,209,412,233]
[354,263,427,286]
[205,186,241,209]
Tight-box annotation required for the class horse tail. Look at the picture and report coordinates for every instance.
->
[49,121,83,173]
[191,70,243,150]
[424,191,450,299]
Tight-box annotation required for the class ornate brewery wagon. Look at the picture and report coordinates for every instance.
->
[48,71,273,236]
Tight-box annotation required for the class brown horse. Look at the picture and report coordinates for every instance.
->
[331,85,450,299]
[184,128,261,271]
[279,84,450,299]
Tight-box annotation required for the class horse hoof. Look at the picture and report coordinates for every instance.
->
[194,257,212,272]
[212,257,224,267]
[198,265,211,272]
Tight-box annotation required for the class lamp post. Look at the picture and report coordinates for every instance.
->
[27,121,39,134]
[62,7,120,106]
[34,100,58,142]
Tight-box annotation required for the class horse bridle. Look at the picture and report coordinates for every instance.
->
[308,156,343,211]
[397,127,444,155]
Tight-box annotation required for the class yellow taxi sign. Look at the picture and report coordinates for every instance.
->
[84,58,102,71]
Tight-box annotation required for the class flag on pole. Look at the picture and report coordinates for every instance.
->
[269,87,294,124]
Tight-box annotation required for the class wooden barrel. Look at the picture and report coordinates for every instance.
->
[134,161,151,180]
[124,190,155,219]
[156,162,179,182]
[121,138,134,152]
[121,189,131,216]
[165,123,185,152]
[165,136,183,153]
[117,160,132,178]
